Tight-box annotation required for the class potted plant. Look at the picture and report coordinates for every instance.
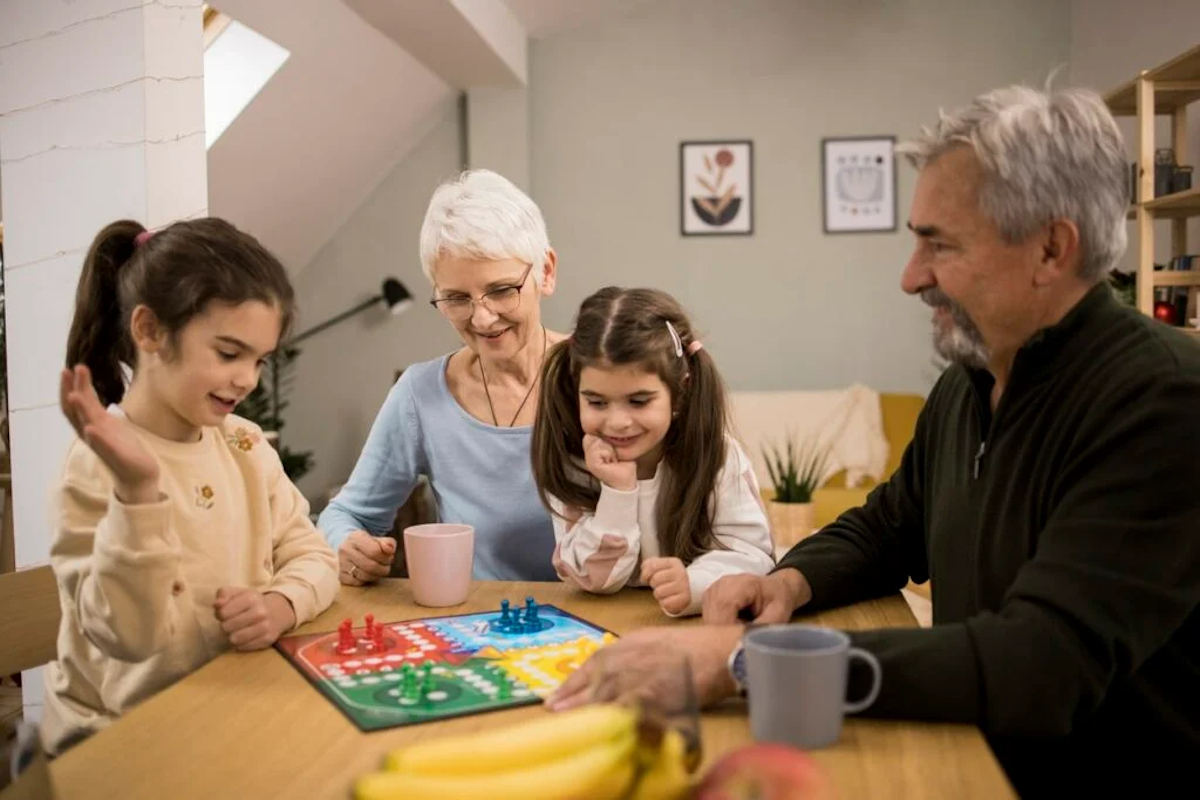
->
[763,436,829,548]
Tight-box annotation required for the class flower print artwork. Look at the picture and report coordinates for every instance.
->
[681,140,753,235]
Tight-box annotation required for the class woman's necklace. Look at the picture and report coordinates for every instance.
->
[478,325,547,427]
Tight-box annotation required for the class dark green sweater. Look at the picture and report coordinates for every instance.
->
[778,284,1200,794]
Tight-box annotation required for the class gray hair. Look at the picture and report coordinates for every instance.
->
[896,85,1128,281]
[418,169,550,286]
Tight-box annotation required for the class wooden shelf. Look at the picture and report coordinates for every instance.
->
[1141,186,1200,218]
[1153,270,1200,287]
[1105,43,1200,115]
[1108,41,1200,318]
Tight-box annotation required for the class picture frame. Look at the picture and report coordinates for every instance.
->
[821,136,897,234]
[680,140,754,236]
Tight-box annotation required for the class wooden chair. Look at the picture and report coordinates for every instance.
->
[0,566,60,798]
[1,459,14,576]
[0,566,60,679]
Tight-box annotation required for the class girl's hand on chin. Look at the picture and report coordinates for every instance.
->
[582,434,637,490]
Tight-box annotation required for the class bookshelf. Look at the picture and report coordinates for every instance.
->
[1103,42,1200,322]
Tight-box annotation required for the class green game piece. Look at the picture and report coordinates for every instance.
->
[401,667,419,700]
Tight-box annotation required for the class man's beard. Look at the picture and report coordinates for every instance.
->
[921,288,989,369]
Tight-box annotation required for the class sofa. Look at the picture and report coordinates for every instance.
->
[809,392,925,528]
[729,389,927,601]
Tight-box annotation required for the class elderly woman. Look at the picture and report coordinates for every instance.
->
[318,170,567,584]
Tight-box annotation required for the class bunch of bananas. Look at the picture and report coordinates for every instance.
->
[355,703,697,800]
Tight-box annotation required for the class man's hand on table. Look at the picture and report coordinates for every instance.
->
[547,625,744,712]
[702,568,812,624]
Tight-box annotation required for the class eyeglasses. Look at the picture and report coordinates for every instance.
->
[429,264,533,321]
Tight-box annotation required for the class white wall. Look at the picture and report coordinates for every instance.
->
[1070,0,1200,274]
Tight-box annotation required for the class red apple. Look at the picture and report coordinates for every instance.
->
[694,743,835,800]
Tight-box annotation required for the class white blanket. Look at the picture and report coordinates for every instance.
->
[728,385,889,490]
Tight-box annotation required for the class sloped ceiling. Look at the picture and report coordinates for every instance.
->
[206,0,650,272]
[207,0,451,272]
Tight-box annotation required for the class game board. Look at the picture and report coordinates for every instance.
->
[275,598,616,732]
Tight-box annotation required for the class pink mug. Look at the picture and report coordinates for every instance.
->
[403,524,474,607]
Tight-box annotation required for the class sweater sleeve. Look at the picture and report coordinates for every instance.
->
[549,486,642,594]
[677,439,776,617]
[260,441,339,628]
[51,443,182,663]
[774,390,933,610]
[317,372,426,551]
[846,372,1200,735]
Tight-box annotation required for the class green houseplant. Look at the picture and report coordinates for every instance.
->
[235,346,314,482]
[762,436,829,547]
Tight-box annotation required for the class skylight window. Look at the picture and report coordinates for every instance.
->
[202,7,290,149]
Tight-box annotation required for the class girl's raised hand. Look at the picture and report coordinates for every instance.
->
[60,365,160,504]
[582,433,637,491]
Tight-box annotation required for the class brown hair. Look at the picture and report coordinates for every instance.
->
[66,218,295,405]
[531,287,728,563]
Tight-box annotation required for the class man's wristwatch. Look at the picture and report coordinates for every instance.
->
[726,642,749,697]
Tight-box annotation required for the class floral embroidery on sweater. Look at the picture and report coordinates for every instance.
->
[226,427,260,452]
[195,484,215,509]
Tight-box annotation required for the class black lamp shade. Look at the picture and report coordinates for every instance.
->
[382,278,413,315]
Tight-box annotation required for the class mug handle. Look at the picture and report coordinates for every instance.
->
[843,647,882,714]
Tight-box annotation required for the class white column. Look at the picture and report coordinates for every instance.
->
[0,0,207,719]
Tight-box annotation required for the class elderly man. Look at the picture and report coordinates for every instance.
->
[550,85,1200,794]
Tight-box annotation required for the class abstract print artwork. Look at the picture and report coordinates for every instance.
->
[822,136,896,233]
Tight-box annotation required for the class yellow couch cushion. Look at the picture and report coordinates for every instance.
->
[763,393,925,528]
[821,393,924,489]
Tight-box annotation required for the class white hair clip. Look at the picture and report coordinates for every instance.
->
[665,321,684,357]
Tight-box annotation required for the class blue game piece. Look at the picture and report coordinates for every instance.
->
[499,599,512,630]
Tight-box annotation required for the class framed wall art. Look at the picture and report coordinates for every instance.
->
[821,136,897,234]
[680,140,753,236]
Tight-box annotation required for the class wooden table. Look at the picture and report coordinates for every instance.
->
[48,581,1015,798]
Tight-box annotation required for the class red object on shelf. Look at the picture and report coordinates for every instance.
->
[1154,301,1178,324]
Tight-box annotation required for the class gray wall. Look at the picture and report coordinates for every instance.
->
[288,0,1074,503]
[530,0,1071,393]
[287,100,462,499]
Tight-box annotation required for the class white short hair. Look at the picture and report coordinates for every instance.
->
[896,85,1128,281]
[418,169,550,285]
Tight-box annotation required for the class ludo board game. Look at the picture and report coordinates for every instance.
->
[275,598,616,731]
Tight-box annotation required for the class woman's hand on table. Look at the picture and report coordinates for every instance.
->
[547,625,743,712]
[338,531,396,585]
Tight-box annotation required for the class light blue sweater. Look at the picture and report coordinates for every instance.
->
[317,354,557,581]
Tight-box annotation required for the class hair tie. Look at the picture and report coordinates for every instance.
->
[134,230,155,247]
[686,340,703,356]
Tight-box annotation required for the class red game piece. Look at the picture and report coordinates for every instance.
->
[373,624,385,651]
[364,613,375,639]
[336,619,354,654]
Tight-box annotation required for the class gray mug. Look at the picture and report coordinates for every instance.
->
[744,624,882,749]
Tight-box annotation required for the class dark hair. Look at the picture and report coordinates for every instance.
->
[66,218,295,405]
[531,287,728,564]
